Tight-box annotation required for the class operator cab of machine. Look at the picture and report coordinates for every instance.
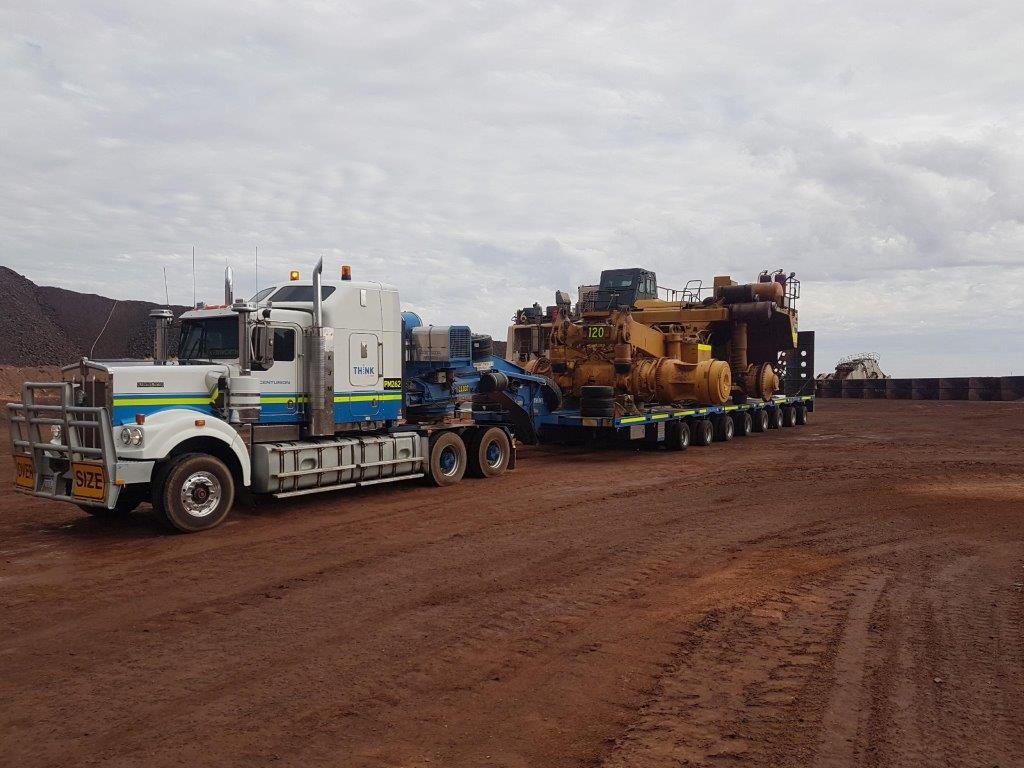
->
[589,268,658,312]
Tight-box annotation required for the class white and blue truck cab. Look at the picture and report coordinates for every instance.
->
[8,259,557,532]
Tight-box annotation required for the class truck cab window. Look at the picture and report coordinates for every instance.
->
[251,286,277,304]
[273,328,295,362]
[269,285,337,302]
[177,317,239,361]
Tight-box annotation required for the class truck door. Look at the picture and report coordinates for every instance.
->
[257,323,303,424]
[348,332,381,420]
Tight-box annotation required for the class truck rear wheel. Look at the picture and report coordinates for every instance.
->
[153,453,235,533]
[467,427,511,478]
[427,432,467,486]
[692,419,714,446]
[666,421,690,451]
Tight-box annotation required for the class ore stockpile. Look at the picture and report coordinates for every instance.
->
[0,266,189,366]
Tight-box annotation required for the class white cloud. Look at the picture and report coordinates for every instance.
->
[1,1,1023,375]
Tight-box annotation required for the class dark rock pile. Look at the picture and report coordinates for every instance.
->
[0,266,189,366]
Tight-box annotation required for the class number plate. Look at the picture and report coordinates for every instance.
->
[71,462,106,501]
[41,475,56,496]
[14,455,34,490]
[583,324,611,342]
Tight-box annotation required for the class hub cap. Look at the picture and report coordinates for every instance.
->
[439,446,460,476]
[485,439,504,469]
[179,471,221,518]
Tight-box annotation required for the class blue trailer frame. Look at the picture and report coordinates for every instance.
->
[531,394,815,443]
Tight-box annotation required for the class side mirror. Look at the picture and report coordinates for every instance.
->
[251,324,274,371]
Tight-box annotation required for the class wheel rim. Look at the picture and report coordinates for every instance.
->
[439,445,461,476]
[179,471,221,518]
[484,439,504,469]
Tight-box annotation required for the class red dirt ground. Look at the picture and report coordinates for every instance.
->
[1,400,1022,768]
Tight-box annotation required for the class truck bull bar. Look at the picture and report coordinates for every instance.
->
[7,382,118,508]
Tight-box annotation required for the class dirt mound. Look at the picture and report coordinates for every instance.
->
[0,266,189,366]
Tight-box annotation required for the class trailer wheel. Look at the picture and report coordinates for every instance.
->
[692,419,714,446]
[749,409,765,434]
[581,385,614,399]
[428,432,467,486]
[154,453,235,533]
[714,416,735,442]
[733,411,752,436]
[665,421,690,451]
[795,405,808,425]
[768,408,784,429]
[782,407,797,427]
[467,427,511,478]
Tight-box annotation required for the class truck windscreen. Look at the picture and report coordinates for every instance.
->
[178,318,239,361]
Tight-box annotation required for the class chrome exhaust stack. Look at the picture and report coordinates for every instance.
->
[307,258,335,437]
[224,266,234,305]
[149,308,174,365]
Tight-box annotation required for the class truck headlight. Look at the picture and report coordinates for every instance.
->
[119,426,144,446]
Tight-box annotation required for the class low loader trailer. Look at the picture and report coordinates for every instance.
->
[8,259,814,533]
[534,394,815,448]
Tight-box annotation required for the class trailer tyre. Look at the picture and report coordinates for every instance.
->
[692,419,714,446]
[734,411,753,437]
[714,416,735,442]
[666,421,690,451]
[795,405,808,425]
[154,453,235,533]
[428,432,467,486]
[782,407,797,427]
[580,385,614,399]
[769,408,784,429]
[752,409,769,433]
[467,427,511,478]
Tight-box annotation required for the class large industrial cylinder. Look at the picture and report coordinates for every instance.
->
[628,357,731,405]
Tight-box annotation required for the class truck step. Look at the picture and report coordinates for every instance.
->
[271,472,425,499]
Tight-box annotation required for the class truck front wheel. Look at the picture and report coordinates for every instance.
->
[153,453,235,533]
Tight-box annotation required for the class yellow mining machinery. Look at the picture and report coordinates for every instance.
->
[509,267,802,411]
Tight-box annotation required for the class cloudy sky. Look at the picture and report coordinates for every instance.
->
[3,1,1023,376]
